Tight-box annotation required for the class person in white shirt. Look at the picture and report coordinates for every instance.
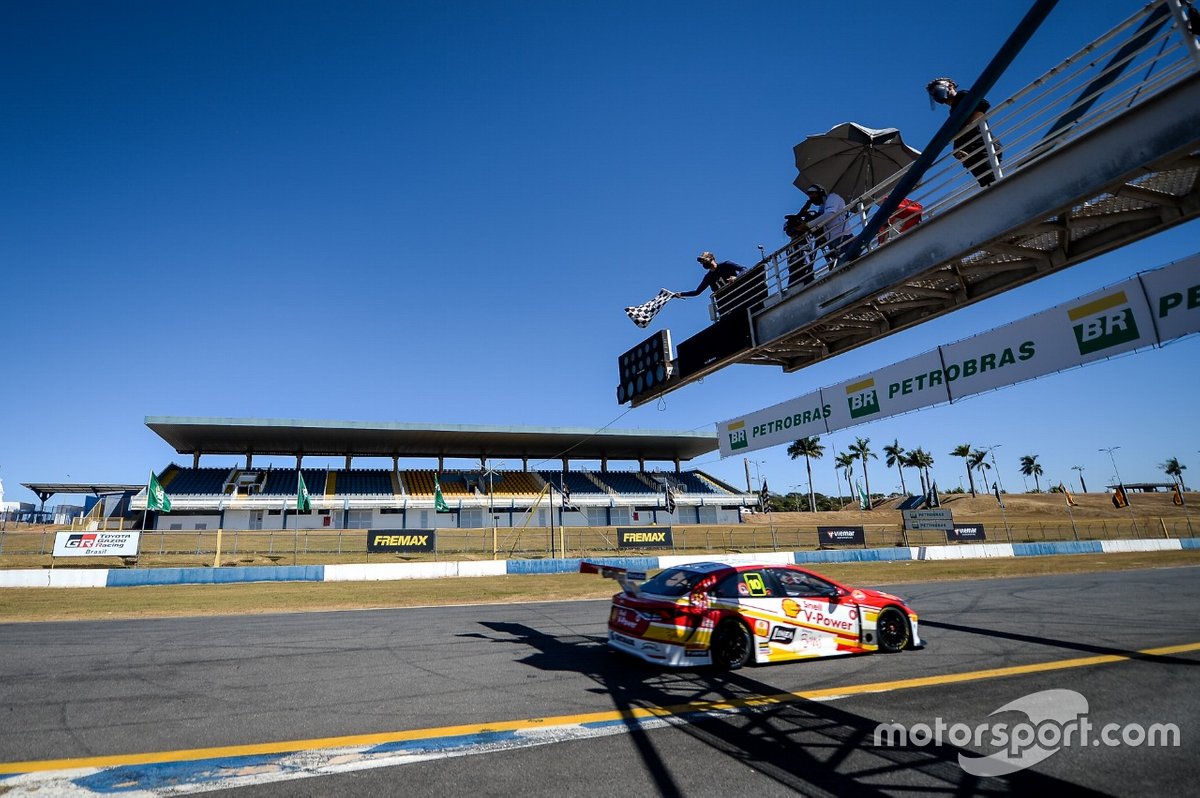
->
[801,184,853,267]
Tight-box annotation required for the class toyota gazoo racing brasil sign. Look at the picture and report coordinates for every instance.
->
[53,531,141,557]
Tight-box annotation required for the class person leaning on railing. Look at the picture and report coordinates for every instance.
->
[926,77,1002,187]
[672,251,745,299]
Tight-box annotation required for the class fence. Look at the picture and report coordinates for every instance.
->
[1,516,1195,565]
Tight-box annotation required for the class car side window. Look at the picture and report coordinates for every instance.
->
[713,571,781,598]
[772,568,834,598]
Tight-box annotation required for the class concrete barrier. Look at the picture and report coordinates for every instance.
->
[1099,539,1182,553]
[913,544,1015,560]
[105,565,324,587]
[795,548,912,564]
[1012,541,1103,557]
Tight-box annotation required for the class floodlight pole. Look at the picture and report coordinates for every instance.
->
[1101,446,1140,536]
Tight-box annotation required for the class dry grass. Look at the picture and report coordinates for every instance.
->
[1,550,1196,624]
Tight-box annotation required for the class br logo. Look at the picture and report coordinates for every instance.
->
[1068,291,1140,355]
[727,421,748,451]
[845,378,881,419]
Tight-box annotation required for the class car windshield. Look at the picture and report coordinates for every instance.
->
[640,567,710,597]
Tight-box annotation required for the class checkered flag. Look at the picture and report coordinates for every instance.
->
[624,288,675,328]
[664,485,676,514]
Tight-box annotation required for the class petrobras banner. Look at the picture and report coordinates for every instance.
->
[721,389,830,456]
[717,254,1200,456]
[53,531,140,557]
[902,508,954,531]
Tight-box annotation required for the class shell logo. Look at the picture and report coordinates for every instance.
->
[754,619,770,637]
[851,589,866,601]
[782,599,800,618]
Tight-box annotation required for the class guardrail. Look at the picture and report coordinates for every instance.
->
[712,0,1200,319]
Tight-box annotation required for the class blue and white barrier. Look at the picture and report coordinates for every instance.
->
[0,538,1193,588]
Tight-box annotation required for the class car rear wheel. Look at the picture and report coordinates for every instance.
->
[876,607,910,653]
[711,620,753,670]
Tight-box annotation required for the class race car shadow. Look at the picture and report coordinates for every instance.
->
[469,620,1099,796]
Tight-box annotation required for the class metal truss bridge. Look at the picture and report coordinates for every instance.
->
[631,0,1200,406]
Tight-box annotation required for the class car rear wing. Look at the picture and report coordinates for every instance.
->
[580,561,647,595]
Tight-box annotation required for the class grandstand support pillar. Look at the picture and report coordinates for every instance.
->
[522,457,529,471]
[562,457,568,473]
[639,457,645,471]
[674,458,681,473]
[296,454,303,471]
[246,452,254,469]
[193,451,201,469]
[345,455,352,470]
[392,455,399,474]
[601,457,608,471]
[438,456,445,471]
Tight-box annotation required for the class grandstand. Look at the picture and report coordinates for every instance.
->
[136,417,755,531]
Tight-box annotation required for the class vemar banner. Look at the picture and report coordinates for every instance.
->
[718,254,1200,456]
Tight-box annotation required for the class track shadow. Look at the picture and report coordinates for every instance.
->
[469,621,1107,796]
[920,619,1200,666]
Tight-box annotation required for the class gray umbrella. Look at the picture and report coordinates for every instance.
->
[792,122,921,200]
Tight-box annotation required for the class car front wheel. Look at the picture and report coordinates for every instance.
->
[711,619,753,670]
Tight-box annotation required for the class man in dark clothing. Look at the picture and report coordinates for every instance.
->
[927,77,1002,187]
[673,251,745,298]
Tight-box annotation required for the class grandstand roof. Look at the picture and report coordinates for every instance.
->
[145,416,719,463]
[21,482,144,502]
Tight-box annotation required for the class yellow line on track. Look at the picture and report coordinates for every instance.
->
[3,640,1197,775]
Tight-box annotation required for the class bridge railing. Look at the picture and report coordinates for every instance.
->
[713,0,1200,320]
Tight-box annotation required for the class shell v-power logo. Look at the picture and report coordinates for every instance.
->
[846,378,881,419]
[1068,291,1140,355]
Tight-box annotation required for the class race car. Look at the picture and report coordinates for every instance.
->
[582,560,922,669]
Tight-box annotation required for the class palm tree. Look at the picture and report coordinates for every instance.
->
[902,449,925,496]
[1161,457,1187,488]
[883,439,907,495]
[912,448,935,495]
[848,437,877,508]
[1019,454,1044,492]
[787,436,825,513]
[951,443,977,497]
[969,449,992,493]
[835,452,856,509]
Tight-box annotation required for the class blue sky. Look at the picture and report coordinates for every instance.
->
[2,0,1196,505]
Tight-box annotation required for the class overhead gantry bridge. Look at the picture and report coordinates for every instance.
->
[625,0,1200,406]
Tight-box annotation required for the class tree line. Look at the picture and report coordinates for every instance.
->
[772,436,1189,512]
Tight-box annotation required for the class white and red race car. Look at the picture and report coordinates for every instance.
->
[582,560,922,669]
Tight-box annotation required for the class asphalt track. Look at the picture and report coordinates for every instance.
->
[1,566,1198,796]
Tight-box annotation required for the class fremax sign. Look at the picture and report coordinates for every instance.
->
[717,254,1200,456]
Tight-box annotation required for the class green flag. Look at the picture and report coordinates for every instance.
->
[434,474,450,512]
[856,479,869,510]
[297,471,311,512]
[148,471,172,513]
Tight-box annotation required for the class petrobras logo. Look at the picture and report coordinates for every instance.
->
[1068,291,1140,355]
[845,378,881,419]
[727,420,748,451]
[64,534,97,548]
